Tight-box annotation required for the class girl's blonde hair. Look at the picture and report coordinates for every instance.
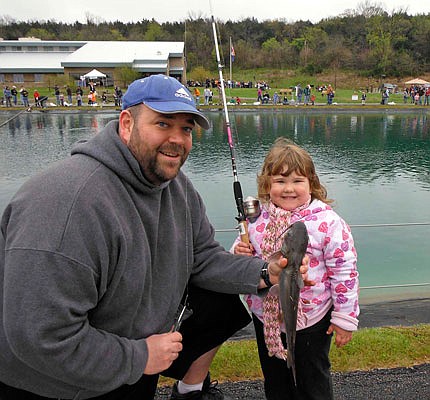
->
[257,137,332,204]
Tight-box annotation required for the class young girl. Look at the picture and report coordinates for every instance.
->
[232,138,359,400]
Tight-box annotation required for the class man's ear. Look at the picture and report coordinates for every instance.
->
[119,110,134,145]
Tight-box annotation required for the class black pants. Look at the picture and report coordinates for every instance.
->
[253,310,334,400]
[0,287,251,400]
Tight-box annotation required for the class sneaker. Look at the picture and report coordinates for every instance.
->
[170,373,232,399]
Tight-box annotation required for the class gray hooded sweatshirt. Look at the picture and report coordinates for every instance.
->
[0,120,263,399]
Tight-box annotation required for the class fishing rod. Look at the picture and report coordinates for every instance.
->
[0,107,32,128]
[210,12,249,244]
[0,96,48,129]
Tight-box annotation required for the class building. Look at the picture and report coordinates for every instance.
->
[0,38,186,88]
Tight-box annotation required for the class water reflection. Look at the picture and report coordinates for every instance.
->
[2,109,429,206]
[196,111,430,186]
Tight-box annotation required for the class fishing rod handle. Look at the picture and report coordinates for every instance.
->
[238,220,250,244]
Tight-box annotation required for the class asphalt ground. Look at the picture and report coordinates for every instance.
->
[156,364,430,399]
[230,297,430,339]
[155,298,430,400]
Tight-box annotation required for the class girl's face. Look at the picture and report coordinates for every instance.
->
[269,170,311,211]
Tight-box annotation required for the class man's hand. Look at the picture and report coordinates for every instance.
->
[234,241,315,289]
[264,254,315,288]
[144,331,183,374]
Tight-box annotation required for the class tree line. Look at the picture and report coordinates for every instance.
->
[0,1,429,78]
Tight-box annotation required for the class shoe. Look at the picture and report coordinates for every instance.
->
[170,373,232,399]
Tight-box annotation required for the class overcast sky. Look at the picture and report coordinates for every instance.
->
[2,0,429,24]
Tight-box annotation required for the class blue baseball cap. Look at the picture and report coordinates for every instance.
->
[122,74,210,130]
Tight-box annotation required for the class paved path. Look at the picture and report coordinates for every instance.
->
[229,298,430,340]
[156,364,430,399]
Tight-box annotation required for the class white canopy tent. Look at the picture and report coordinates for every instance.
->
[81,69,107,86]
[404,78,429,85]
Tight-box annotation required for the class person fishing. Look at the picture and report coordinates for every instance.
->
[0,75,311,400]
[232,138,359,400]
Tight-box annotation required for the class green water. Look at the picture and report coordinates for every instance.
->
[1,109,429,303]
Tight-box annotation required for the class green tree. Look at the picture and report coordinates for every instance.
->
[409,15,430,71]
[1,9,429,79]
[144,21,168,41]
[108,29,125,41]
[26,28,56,40]
[184,17,212,70]
[189,66,211,84]
[321,36,354,86]
[366,15,394,74]
[127,23,148,41]
[261,38,283,68]
[114,66,141,88]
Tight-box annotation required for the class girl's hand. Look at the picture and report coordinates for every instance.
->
[327,324,353,348]
[233,241,254,256]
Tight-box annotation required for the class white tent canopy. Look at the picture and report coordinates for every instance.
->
[404,78,429,85]
[82,68,106,79]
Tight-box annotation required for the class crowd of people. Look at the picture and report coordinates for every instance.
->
[255,83,320,106]
[3,79,430,109]
[403,85,430,105]
[2,85,30,107]
[1,82,124,108]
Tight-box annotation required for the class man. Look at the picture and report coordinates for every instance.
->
[66,86,73,105]
[54,84,60,105]
[3,86,12,107]
[0,74,309,400]
[10,86,18,106]
[193,86,200,106]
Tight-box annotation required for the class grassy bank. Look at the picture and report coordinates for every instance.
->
[9,72,423,108]
[204,87,413,105]
[159,324,430,386]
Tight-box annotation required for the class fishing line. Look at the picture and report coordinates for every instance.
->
[210,4,249,243]
[210,17,241,147]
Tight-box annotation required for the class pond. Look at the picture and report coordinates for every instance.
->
[1,108,429,303]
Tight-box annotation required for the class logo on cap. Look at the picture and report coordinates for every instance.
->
[175,88,193,102]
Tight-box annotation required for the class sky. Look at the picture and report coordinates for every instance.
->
[2,0,429,24]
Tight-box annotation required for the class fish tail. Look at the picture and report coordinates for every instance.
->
[292,366,297,387]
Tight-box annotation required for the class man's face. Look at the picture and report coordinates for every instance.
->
[119,105,194,185]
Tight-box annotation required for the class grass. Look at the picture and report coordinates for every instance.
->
[158,324,430,386]
[202,87,413,105]
[14,69,421,108]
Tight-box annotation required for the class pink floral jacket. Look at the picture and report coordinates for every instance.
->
[233,199,360,332]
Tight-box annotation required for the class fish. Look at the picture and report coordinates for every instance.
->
[279,221,309,386]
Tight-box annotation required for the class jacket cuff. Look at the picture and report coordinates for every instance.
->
[330,311,359,331]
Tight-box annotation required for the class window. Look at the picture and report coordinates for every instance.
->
[13,74,24,83]
[44,46,53,51]
[34,74,43,82]
[0,74,4,83]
